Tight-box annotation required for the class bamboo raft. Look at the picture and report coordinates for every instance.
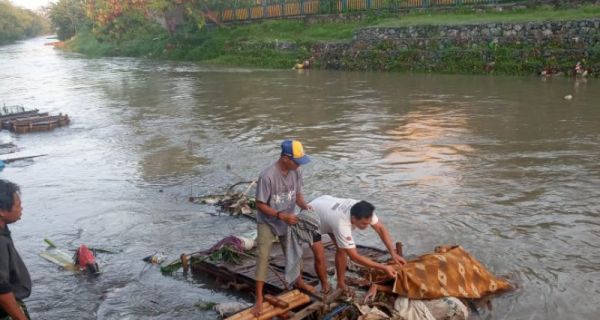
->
[0,106,70,134]
[190,237,387,295]
[183,186,393,319]
[180,185,511,319]
[186,234,389,319]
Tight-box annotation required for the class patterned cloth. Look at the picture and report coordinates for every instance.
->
[284,211,321,284]
[390,245,512,299]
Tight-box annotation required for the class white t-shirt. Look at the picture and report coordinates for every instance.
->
[309,195,379,249]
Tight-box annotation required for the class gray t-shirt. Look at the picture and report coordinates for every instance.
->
[256,161,304,236]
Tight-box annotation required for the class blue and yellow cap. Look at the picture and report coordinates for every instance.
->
[281,140,310,165]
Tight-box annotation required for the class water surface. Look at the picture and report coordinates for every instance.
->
[0,37,599,319]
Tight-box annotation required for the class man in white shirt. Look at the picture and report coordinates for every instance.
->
[310,195,406,294]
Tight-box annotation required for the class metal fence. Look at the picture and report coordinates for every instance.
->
[210,0,500,22]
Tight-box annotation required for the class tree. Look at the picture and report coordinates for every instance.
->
[48,0,89,40]
[0,0,48,44]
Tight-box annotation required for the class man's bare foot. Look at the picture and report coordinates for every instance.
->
[320,284,331,295]
[251,303,263,317]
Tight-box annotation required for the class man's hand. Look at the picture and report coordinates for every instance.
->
[363,284,379,304]
[391,252,407,266]
[382,265,397,278]
[280,213,298,225]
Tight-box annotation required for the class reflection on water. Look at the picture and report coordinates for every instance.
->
[0,37,599,319]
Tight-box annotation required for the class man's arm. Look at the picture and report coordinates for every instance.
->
[371,222,406,266]
[0,243,26,320]
[344,248,397,278]
[295,193,311,211]
[256,201,298,225]
[0,292,27,320]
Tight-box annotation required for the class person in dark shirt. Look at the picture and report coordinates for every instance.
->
[0,180,31,320]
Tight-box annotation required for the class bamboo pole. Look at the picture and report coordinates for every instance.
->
[225,290,310,320]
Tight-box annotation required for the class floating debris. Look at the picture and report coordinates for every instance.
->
[189,181,256,217]
[0,154,48,171]
[143,252,166,264]
[214,302,252,318]
[0,142,18,155]
[39,240,100,275]
[195,300,218,311]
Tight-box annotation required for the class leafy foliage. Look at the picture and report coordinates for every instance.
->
[48,0,89,40]
[0,0,48,44]
[208,246,243,264]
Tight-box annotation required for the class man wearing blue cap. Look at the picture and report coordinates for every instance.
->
[252,140,315,317]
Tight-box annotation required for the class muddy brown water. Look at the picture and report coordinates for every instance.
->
[0,37,599,319]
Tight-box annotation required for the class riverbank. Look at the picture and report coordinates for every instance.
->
[66,4,600,76]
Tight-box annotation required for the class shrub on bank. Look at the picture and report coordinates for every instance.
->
[64,4,599,76]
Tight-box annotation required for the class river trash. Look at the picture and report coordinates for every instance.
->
[39,240,100,275]
[214,302,252,318]
[294,60,311,70]
[195,300,217,311]
[354,296,469,320]
[564,94,573,100]
[0,154,48,171]
[73,245,100,274]
[143,252,166,264]
[0,105,70,133]
[0,142,18,155]
[574,61,589,77]
[160,234,256,274]
[1,154,47,164]
[189,181,256,217]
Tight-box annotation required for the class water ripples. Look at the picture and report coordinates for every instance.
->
[1,38,600,319]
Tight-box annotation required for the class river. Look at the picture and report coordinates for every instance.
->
[0,37,598,319]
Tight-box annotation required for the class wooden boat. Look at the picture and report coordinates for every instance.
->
[1,113,49,130]
[0,109,40,120]
[0,106,70,134]
[10,114,70,134]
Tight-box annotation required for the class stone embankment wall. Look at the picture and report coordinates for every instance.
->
[311,19,600,75]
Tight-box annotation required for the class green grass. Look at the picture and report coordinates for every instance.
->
[206,19,364,42]
[376,4,600,27]
[65,4,600,73]
[68,19,366,67]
